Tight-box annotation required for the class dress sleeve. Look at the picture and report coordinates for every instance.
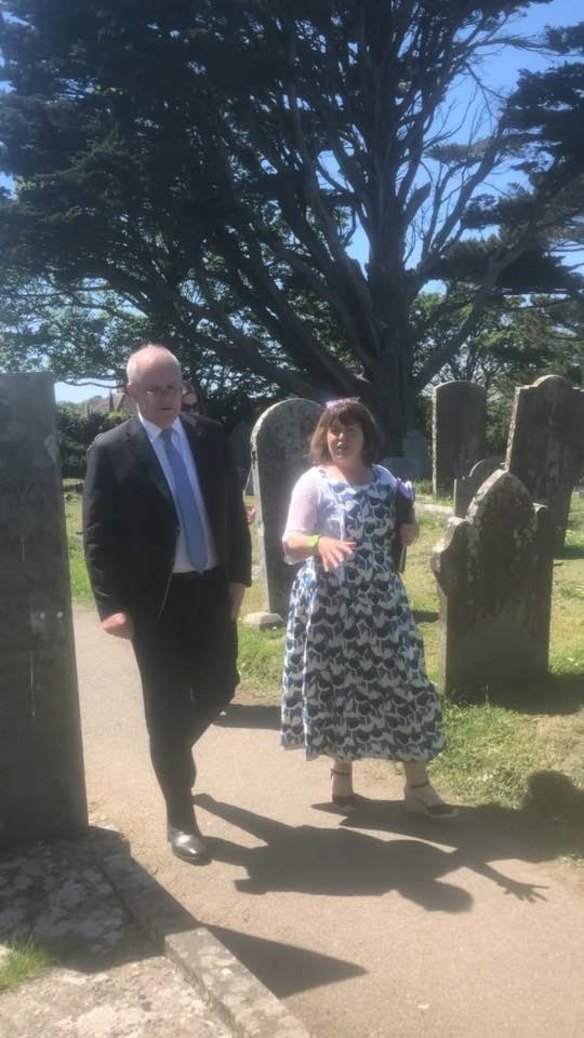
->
[282,469,322,559]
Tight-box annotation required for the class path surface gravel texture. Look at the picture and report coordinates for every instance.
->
[75,605,584,1038]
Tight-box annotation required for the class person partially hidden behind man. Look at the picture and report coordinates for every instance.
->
[83,345,252,864]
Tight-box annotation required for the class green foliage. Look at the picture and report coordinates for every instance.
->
[0,942,53,993]
[485,395,513,457]
[1,1,583,447]
[57,405,125,477]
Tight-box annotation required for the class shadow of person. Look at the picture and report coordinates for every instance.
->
[195,793,473,913]
[328,770,584,898]
[523,770,584,828]
[212,702,280,731]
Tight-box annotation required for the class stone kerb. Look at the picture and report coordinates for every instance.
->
[431,469,553,698]
[250,399,323,620]
[0,372,87,848]
[506,374,584,553]
[432,381,486,497]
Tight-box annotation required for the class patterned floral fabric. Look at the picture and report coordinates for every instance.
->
[281,466,445,762]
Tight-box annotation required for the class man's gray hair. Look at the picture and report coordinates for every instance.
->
[126,344,181,384]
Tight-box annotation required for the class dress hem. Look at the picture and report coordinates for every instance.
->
[279,739,446,764]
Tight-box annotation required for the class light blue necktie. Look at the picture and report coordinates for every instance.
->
[160,427,208,572]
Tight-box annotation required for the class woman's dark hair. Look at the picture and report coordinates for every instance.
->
[310,399,383,465]
[181,380,207,416]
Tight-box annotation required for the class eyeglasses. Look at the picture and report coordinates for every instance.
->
[143,382,182,398]
[325,397,359,409]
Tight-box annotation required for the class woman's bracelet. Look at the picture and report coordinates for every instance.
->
[307,534,321,554]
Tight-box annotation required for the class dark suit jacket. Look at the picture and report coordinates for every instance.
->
[83,415,252,622]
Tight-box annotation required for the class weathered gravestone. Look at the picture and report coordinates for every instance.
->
[0,373,87,848]
[250,399,323,620]
[384,428,432,481]
[432,381,486,496]
[431,469,553,698]
[453,457,503,518]
[506,374,584,553]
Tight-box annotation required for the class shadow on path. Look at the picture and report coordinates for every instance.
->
[196,776,584,915]
[214,703,280,731]
[196,794,474,911]
[207,924,365,999]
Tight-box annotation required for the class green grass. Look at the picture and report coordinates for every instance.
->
[431,703,543,808]
[65,483,584,828]
[238,625,285,697]
[0,942,53,993]
[64,489,91,602]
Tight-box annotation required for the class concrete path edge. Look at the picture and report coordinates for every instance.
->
[89,827,311,1038]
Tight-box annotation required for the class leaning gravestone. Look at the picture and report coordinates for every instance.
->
[453,457,503,518]
[0,373,87,848]
[506,374,584,553]
[432,381,486,496]
[250,399,323,621]
[431,469,553,698]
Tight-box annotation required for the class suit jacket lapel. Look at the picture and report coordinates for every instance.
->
[124,417,174,508]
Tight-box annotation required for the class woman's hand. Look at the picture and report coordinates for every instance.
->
[316,536,357,572]
[399,521,419,547]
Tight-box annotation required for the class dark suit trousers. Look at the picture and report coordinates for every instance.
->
[132,568,238,830]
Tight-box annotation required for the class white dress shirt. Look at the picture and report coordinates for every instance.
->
[139,414,218,573]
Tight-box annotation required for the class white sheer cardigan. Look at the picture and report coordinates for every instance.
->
[282,464,398,564]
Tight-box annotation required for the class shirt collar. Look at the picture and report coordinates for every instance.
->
[138,413,183,444]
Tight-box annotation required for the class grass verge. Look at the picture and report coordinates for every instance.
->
[0,942,53,993]
[64,490,91,602]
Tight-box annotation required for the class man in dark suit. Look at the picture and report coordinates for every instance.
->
[83,345,252,864]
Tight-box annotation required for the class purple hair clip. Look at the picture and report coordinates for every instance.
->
[325,397,360,409]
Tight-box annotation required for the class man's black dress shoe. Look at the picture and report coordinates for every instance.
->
[167,825,211,865]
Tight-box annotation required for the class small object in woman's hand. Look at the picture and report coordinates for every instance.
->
[400,521,419,547]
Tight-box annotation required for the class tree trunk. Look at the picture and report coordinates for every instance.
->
[366,326,416,455]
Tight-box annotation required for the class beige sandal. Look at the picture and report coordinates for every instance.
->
[330,767,363,811]
[404,780,458,819]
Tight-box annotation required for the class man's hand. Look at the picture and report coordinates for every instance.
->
[101,611,134,640]
[229,582,247,621]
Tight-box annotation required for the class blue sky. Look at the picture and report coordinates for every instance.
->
[3,0,576,403]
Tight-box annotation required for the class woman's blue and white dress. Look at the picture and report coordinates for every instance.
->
[281,465,445,762]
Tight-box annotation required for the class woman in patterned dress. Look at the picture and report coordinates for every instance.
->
[281,399,455,818]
